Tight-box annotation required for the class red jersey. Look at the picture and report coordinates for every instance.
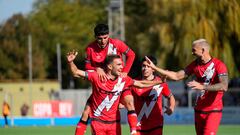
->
[86,71,134,121]
[185,58,228,111]
[130,76,172,131]
[85,38,135,73]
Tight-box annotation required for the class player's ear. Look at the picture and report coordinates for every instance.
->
[107,64,112,70]
[202,48,204,53]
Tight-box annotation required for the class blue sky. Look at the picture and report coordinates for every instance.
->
[0,0,36,23]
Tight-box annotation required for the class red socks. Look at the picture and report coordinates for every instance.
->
[127,110,138,135]
[75,119,88,135]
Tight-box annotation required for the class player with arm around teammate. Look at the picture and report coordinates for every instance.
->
[75,23,136,135]
[67,51,162,135]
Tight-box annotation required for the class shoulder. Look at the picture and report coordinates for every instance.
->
[110,38,125,45]
[160,82,169,88]
[212,58,228,73]
[154,75,162,81]
[211,58,227,69]
[86,41,97,49]
[86,70,98,79]
[123,76,134,84]
[212,58,225,65]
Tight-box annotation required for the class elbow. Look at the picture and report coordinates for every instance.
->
[73,74,79,78]
[171,78,179,81]
[72,70,80,78]
[222,85,228,92]
[127,50,135,57]
[72,73,78,78]
[171,76,181,81]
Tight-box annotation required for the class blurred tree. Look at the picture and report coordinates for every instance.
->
[125,0,240,78]
[29,0,107,88]
[1,0,239,88]
[0,14,46,80]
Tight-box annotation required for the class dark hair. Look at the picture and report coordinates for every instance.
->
[141,55,157,65]
[104,54,121,66]
[94,24,109,36]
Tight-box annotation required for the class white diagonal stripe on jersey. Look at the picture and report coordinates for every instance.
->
[137,85,163,124]
[107,43,117,55]
[94,78,125,116]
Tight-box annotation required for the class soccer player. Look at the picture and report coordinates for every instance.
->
[67,52,162,135]
[75,23,136,135]
[145,39,228,135]
[123,56,175,135]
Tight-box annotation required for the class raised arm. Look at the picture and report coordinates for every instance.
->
[145,56,186,81]
[66,51,86,78]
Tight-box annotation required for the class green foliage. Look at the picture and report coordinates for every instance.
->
[29,0,107,88]
[1,0,240,87]
[0,14,46,79]
[125,0,240,78]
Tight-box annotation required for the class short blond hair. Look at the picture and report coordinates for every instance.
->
[192,38,210,51]
[192,38,207,45]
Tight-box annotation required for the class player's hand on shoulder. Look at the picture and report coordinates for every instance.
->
[120,72,127,78]
[96,67,108,82]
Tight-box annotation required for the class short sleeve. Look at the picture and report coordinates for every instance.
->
[216,60,228,76]
[86,71,98,83]
[161,83,172,97]
[124,76,134,87]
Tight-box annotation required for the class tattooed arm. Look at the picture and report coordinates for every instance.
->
[187,75,229,92]
[203,75,229,91]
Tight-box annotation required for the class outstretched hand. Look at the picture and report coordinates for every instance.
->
[187,80,204,90]
[67,50,78,63]
[145,56,156,69]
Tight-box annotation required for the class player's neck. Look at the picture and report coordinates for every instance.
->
[201,55,212,64]
[144,74,155,81]
[107,73,118,80]
[97,40,109,49]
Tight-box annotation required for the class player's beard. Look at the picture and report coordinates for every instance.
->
[111,70,120,78]
[98,40,109,48]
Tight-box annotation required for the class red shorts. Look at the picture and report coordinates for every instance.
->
[194,110,222,135]
[91,119,121,135]
[137,126,163,135]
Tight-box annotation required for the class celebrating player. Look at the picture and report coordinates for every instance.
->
[67,52,162,135]
[145,39,228,135]
[75,23,136,135]
[123,56,175,135]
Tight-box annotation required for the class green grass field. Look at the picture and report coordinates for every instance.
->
[1,125,240,135]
